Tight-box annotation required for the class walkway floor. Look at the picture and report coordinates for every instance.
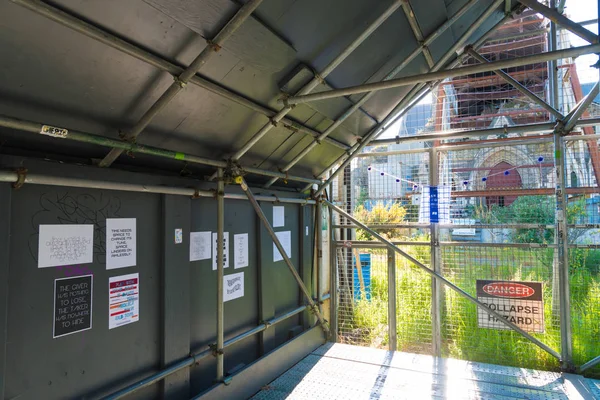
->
[251,343,600,399]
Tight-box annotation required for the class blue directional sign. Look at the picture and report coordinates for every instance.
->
[429,185,439,223]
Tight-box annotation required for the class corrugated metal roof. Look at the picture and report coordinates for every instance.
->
[0,0,518,187]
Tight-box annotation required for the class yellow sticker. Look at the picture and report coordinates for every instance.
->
[40,125,68,138]
[175,152,185,160]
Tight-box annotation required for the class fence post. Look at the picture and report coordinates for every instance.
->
[554,132,573,371]
[387,248,397,351]
[429,148,442,357]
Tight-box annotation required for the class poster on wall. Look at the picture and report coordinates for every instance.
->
[476,280,544,333]
[224,272,244,302]
[212,232,229,270]
[273,206,285,227]
[233,233,248,269]
[190,231,211,262]
[38,224,94,268]
[108,273,139,330]
[106,218,136,269]
[273,230,291,262]
[53,275,93,338]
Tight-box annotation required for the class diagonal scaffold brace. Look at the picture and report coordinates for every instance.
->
[236,176,329,334]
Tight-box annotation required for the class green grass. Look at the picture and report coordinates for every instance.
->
[341,246,600,378]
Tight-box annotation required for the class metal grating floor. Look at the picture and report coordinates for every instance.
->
[250,343,600,399]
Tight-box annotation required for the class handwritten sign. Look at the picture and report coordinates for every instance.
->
[108,273,139,329]
[273,231,292,262]
[233,233,248,269]
[212,232,229,270]
[53,275,93,338]
[38,224,94,268]
[190,231,211,262]
[106,218,136,270]
[224,272,244,302]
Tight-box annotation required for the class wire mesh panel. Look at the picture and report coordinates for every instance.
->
[328,1,600,378]
[394,244,432,354]
[565,136,600,377]
[335,246,389,348]
[440,245,561,371]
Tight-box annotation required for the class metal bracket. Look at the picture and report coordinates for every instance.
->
[206,39,222,52]
[209,343,224,357]
[12,168,27,190]
[173,76,187,88]
[192,188,202,199]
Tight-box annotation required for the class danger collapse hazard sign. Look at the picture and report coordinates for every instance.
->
[476,280,544,333]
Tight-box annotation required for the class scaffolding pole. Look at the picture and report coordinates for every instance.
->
[518,0,599,44]
[9,0,349,151]
[97,0,265,167]
[0,115,321,186]
[367,117,600,146]
[429,148,442,357]
[229,0,404,162]
[466,48,563,120]
[216,169,225,381]
[238,178,329,334]
[262,0,479,188]
[401,0,435,68]
[308,3,519,194]
[282,43,600,105]
[554,132,574,371]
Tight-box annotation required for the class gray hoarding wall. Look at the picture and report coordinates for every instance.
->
[0,156,315,400]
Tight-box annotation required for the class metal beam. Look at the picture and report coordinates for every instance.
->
[387,248,397,352]
[401,0,435,67]
[0,169,316,205]
[553,132,573,371]
[0,114,321,186]
[518,0,599,44]
[99,298,326,399]
[562,82,600,133]
[429,148,442,357]
[282,43,600,105]
[97,0,264,167]
[238,177,329,334]
[306,2,518,194]
[367,117,600,146]
[466,48,563,119]
[216,169,225,382]
[262,0,479,188]
[579,354,600,373]
[10,0,349,152]
[314,83,430,195]
[325,199,562,360]
[229,0,404,162]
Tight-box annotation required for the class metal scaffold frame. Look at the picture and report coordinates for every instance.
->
[2,0,600,395]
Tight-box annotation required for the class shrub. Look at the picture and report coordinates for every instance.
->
[354,202,407,240]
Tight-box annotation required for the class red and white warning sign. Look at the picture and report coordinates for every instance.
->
[476,280,544,333]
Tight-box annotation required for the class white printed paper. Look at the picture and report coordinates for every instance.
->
[190,231,211,261]
[109,273,139,329]
[233,233,249,269]
[175,229,183,244]
[212,232,229,270]
[273,206,285,227]
[38,224,94,268]
[106,218,136,270]
[273,230,291,262]
[224,272,244,302]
